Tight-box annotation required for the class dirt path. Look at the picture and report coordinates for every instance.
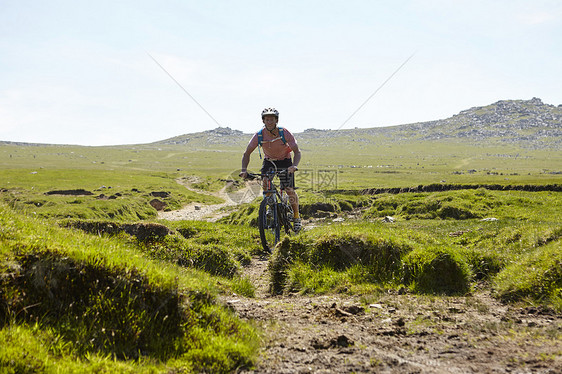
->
[164,177,562,373]
[158,177,261,222]
[227,261,561,373]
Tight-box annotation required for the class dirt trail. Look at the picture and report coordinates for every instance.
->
[228,261,561,373]
[165,178,562,373]
[158,177,261,222]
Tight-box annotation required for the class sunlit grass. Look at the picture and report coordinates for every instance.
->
[0,204,258,372]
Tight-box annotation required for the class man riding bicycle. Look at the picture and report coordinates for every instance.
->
[239,107,302,232]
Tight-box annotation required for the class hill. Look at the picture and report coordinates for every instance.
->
[152,98,561,150]
[383,97,562,147]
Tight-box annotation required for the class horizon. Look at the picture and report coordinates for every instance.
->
[2,1,562,146]
[2,96,559,147]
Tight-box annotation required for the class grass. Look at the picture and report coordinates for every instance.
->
[0,203,259,372]
[0,136,561,371]
[493,240,562,308]
[0,168,222,220]
[264,190,561,305]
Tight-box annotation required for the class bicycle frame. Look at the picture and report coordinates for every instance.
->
[247,170,294,252]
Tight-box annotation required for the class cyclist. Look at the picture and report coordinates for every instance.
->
[239,107,302,232]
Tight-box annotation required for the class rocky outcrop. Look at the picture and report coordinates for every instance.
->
[157,127,244,145]
[389,98,561,148]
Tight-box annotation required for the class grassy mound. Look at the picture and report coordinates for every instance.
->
[0,204,258,372]
[269,224,419,295]
[60,219,259,281]
[267,217,560,301]
[401,246,472,295]
[362,189,518,220]
[493,241,562,309]
[218,202,260,226]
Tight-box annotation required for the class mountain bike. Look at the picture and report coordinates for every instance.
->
[245,170,296,253]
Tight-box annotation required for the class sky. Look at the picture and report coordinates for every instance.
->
[1,0,562,146]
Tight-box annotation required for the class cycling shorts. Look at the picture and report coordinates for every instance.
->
[261,158,295,190]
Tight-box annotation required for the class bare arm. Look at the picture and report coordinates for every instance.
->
[240,150,251,177]
[288,143,301,173]
[240,134,259,177]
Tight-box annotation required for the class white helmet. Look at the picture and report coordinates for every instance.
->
[261,107,279,118]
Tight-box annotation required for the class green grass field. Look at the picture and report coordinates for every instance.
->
[1,136,561,372]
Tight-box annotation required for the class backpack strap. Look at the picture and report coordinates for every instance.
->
[256,127,287,159]
[278,127,287,145]
[257,129,264,159]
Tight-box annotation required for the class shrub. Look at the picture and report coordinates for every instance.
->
[402,246,472,295]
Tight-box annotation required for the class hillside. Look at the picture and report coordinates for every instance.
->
[152,98,561,150]
[386,97,562,147]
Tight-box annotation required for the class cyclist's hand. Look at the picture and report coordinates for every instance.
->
[288,166,298,174]
[239,171,248,179]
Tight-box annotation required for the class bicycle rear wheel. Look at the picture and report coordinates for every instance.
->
[279,201,294,235]
[258,197,280,252]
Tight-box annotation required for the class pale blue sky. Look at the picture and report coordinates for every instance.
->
[1,0,561,145]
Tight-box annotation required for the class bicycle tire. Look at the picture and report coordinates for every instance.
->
[258,197,280,252]
[280,201,294,235]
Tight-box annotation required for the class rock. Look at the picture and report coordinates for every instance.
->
[332,335,354,348]
[481,217,498,222]
[149,199,167,211]
[394,317,406,327]
[311,335,354,349]
[342,305,365,315]
[382,216,395,223]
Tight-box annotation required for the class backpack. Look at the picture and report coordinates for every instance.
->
[257,127,287,159]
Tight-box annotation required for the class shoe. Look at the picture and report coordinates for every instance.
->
[293,218,302,233]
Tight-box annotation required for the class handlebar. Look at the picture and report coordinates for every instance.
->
[242,169,294,180]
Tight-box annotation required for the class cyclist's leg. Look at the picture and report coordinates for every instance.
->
[285,187,299,218]
[277,159,300,222]
[260,160,275,196]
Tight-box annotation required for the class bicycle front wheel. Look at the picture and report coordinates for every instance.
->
[258,197,280,253]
